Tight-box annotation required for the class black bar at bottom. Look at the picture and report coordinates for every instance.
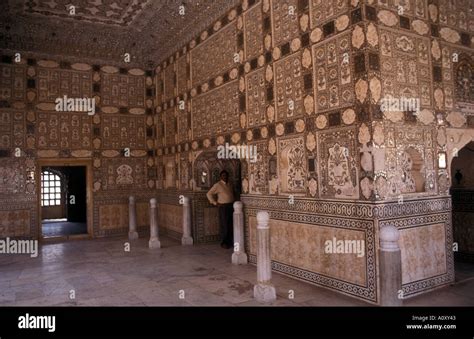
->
[0,307,472,338]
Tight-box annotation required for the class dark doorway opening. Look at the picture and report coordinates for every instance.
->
[41,166,87,238]
[451,141,474,282]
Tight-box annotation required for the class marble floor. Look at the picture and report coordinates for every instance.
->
[0,236,473,307]
[42,221,87,237]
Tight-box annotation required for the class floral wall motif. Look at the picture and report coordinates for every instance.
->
[191,80,241,139]
[37,67,93,103]
[312,30,353,112]
[246,67,267,128]
[244,2,264,60]
[0,65,26,102]
[277,136,307,194]
[274,52,304,121]
[190,21,238,87]
[318,128,359,199]
[37,112,92,149]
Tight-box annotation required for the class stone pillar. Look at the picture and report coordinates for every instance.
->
[181,197,193,245]
[232,201,247,265]
[253,210,276,303]
[149,198,161,249]
[379,225,402,306]
[128,196,139,240]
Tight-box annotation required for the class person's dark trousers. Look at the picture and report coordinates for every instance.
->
[218,203,234,247]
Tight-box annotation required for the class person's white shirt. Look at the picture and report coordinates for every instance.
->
[206,180,234,205]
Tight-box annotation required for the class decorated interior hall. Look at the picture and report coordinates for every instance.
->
[0,0,473,307]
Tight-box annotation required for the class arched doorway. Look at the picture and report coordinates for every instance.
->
[191,149,242,243]
[451,141,474,264]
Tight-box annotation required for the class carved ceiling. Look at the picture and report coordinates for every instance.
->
[0,0,240,68]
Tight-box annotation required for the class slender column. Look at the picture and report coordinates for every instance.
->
[181,197,193,245]
[231,201,247,265]
[253,210,276,303]
[149,198,161,249]
[379,225,403,306]
[128,196,138,240]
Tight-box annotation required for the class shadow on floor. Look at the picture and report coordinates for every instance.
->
[42,220,87,237]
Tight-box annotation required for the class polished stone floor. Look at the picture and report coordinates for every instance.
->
[0,236,473,307]
[42,221,87,237]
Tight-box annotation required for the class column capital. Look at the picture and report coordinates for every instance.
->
[233,201,243,212]
[257,210,270,229]
[380,225,400,251]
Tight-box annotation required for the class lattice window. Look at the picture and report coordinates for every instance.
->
[41,171,62,206]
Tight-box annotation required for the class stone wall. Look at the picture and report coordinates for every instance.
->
[0,56,156,238]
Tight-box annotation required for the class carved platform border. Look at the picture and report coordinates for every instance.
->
[244,205,377,303]
[381,212,455,298]
[373,197,452,219]
[241,195,376,219]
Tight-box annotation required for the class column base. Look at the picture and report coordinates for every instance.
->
[231,252,248,265]
[253,283,276,303]
[181,236,194,245]
[128,231,139,241]
[149,237,161,249]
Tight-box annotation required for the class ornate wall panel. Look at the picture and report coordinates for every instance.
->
[248,216,368,286]
[99,204,128,229]
[100,158,147,191]
[101,73,145,108]
[191,80,240,139]
[0,64,26,103]
[310,0,349,27]
[101,115,146,149]
[248,141,270,195]
[38,68,92,102]
[317,127,360,199]
[177,104,190,143]
[0,209,31,237]
[242,196,377,303]
[437,0,473,31]
[379,27,432,108]
[37,112,92,149]
[97,201,149,231]
[271,0,300,47]
[374,124,437,199]
[274,52,304,121]
[374,0,428,19]
[399,223,447,284]
[277,136,307,194]
[176,55,188,95]
[246,67,267,127]
[312,31,353,113]
[190,22,238,86]
[178,153,190,190]
[157,203,183,235]
[378,203,454,297]
[163,64,176,102]
[0,111,25,149]
[164,107,177,146]
[0,158,26,194]
[163,155,177,189]
[244,2,264,60]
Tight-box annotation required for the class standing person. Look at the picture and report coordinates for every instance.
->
[206,170,235,249]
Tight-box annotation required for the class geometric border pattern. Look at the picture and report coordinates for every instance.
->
[242,195,454,303]
[380,212,455,298]
[243,201,377,303]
